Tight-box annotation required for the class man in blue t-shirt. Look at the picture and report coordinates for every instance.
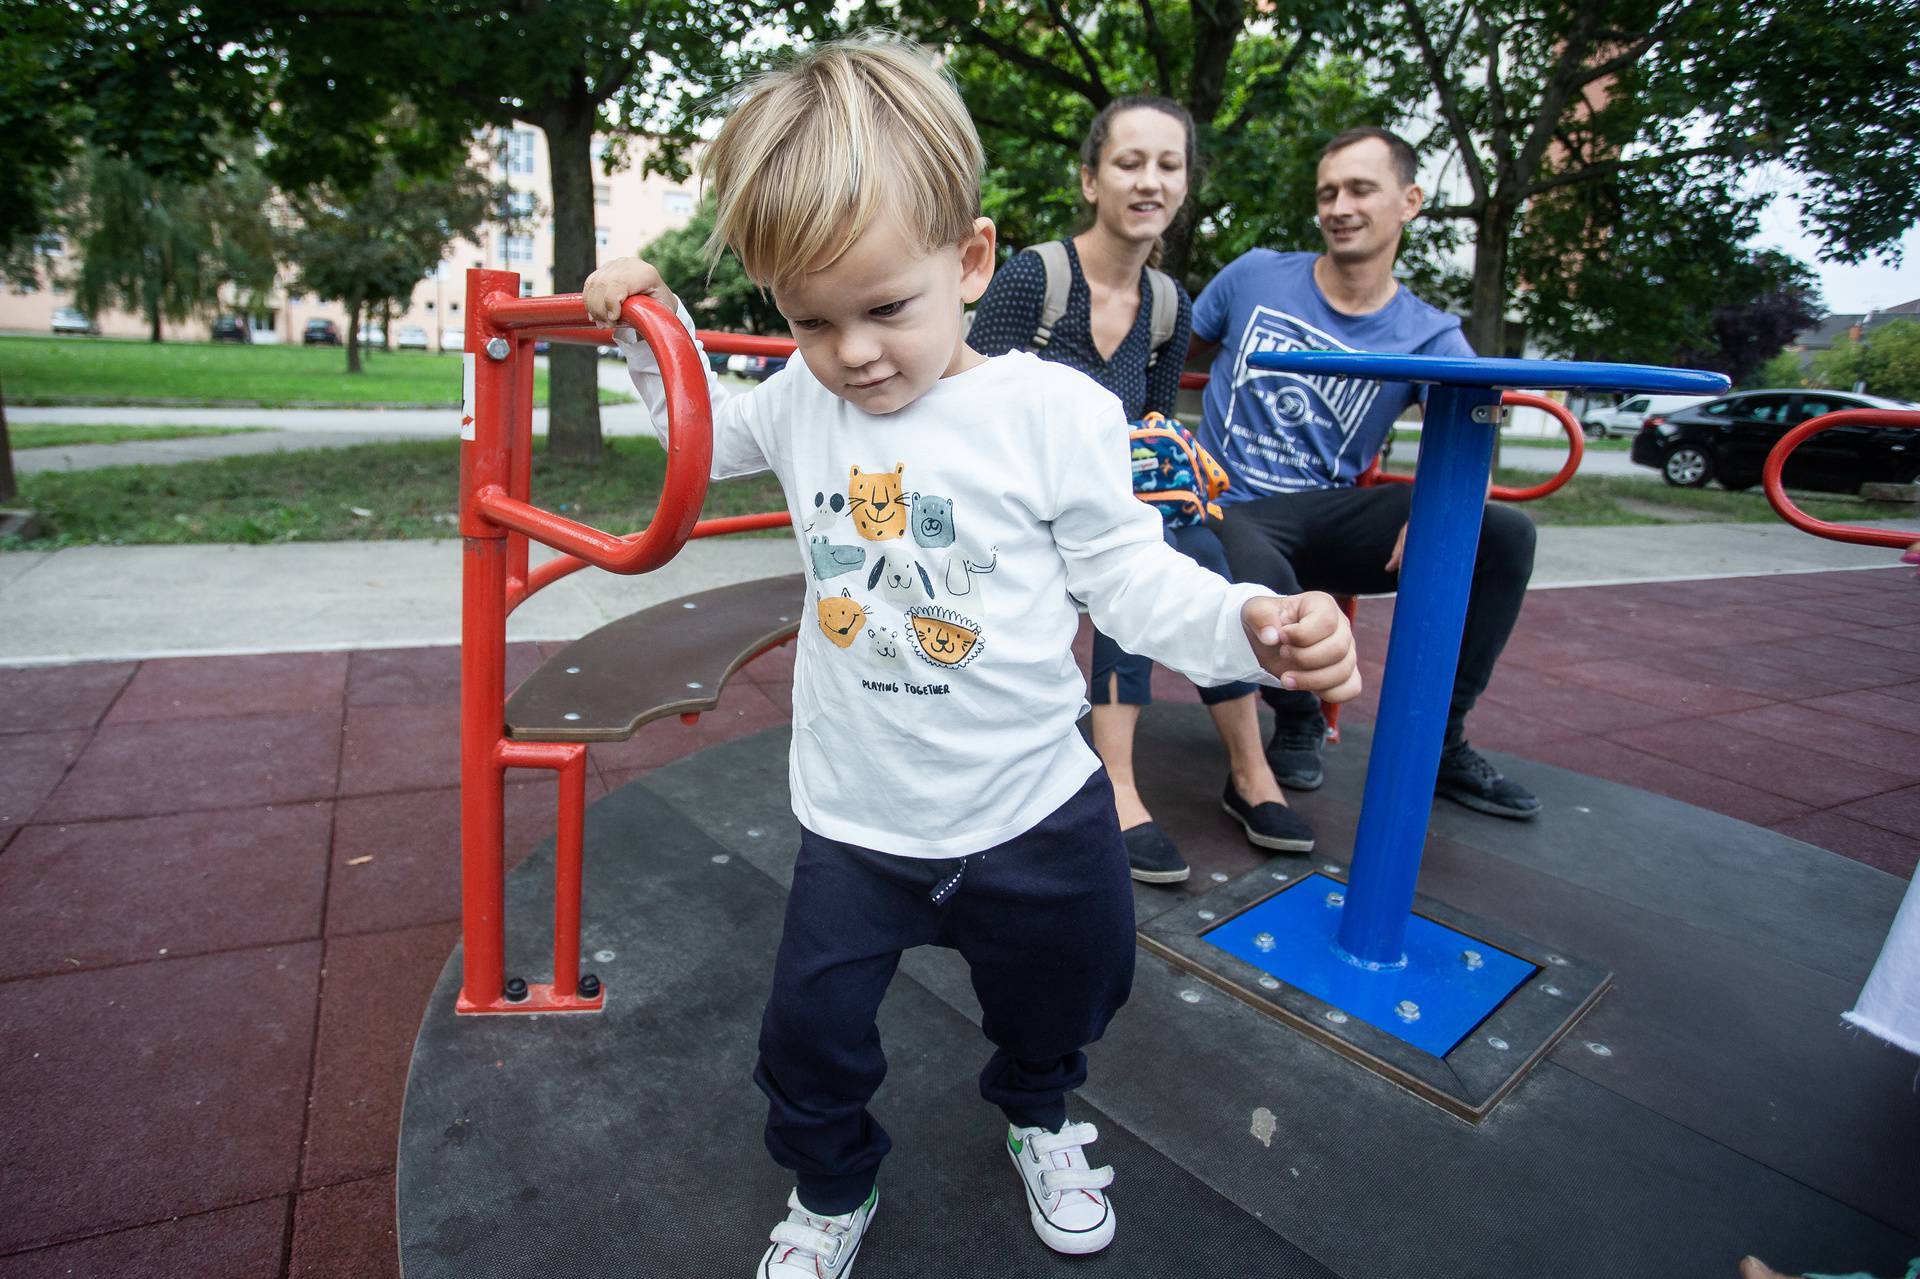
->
[1192,127,1540,819]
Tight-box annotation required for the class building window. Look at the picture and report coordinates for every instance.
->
[502,190,535,219]
[503,235,534,264]
[595,226,612,251]
[594,183,611,206]
[505,129,536,176]
[520,279,535,297]
[663,190,694,216]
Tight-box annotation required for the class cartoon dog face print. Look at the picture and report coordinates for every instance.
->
[816,589,868,650]
[804,489,847,536]
[848,464,907,542]
[809,536,866,582]
[866,625,907,670]
[905,605,984,670]
[910,493,955,549]
[866,551,935,606]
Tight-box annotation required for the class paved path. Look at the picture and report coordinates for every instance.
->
[3,519,1915,666]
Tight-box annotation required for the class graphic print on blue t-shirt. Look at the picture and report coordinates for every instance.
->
[1223,305,1383,491]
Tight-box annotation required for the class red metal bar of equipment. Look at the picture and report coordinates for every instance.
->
[1764,409,1920,550]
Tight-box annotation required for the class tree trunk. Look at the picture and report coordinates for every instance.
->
[538,95,604,465]
[149,304,162,344]
[0,374,17,506]
[1466,203,1516,357]
[346,297,364,375]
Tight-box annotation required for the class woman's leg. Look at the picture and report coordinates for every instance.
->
[1088,632,1156,831]
[1172,522,1290,808]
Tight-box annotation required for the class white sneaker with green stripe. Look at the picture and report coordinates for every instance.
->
[1005,1121,1116,1254]
[756,1186,877,1278]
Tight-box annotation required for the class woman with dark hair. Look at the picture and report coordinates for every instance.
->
[971,96,1312,884]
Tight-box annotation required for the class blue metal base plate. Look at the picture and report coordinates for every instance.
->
[1201,874,1535,1056]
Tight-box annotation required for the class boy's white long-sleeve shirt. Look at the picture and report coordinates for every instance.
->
[618,311,1278,858]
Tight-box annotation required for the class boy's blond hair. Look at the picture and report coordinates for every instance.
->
[702,37,984,287]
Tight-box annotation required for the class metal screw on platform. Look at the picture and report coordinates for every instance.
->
[565,666,581,675]
[1258,976,1281,990]
[1461,949,1484,970]
[1271,871,1290,882]
[1542,984,1564,998]
[504,976,528,1002]
[578,973,601,999]
[1546,954,1569,966]
[1180,989,1203,1004]
[563,712,581,721]
[594,949,616,963]
[1254,932,1277,952]
[1197,909,1217,921]
[1395,1000,1421,1023]
[1324,1009,1349,1025]
[1487,1036,1510,1051]
[1211,872,1230,883]
[1585,1041,1613,1057]
[485,337,509,360]
[1325,891,1346,907]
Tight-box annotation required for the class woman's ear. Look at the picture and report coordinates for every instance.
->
[959,217,998,306]
[1079,163,1099,207]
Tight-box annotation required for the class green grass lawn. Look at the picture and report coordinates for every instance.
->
[10,422,269,449]
[7,437,789,547]
[1389,427,1633,452]
[3,436,1890,549]
[0,336,631,407]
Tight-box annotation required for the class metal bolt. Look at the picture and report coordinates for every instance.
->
[1573,805,1591,814]
[1253,931,1277,952]
[1542,984,1564,997]
[1487,1036,1510,1051]
[710,854,730,865]
[682,601,698,610]
[1461,949,1484,970]
[1179,989,1203,1004]
[1324,1009,1349,1025]
[1395,1000,1421,1023]
[565,666,581,675]
[577,973,601,999]
[563,711,581,722]
[1321,863,1341,875]
[1271,871,1290,882]
[1547,954,1569,966]
[1197,909,1217,921]
[687,681,703,690]
[1325,891,1345,907]
[1210,871,1230,884]
[485,337,509,360]
[1258,976,1281,990]
[593,949,616,963]
[504,976,528,1002]
[747,828,763,839]
[1585,1041,1613,1057]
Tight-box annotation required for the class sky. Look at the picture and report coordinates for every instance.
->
[1751,182,1920,317]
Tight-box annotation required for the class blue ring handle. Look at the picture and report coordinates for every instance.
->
[1247,351,1729,396]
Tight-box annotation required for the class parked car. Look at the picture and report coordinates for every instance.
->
[440,328,465,352]
[303,318,342,346]
[357,324,386,347]
[395,325,430,350]
[1582,393,1713,439]
[1630,388,1920,493]
[724,352,789,381]
[50,306,100,336]
[209,314,250,343]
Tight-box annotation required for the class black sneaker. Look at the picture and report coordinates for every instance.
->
[1221,780,1316,852]
[1122,822,1189,883]
[1265,717,1327,792]
[1435,742,1540,820]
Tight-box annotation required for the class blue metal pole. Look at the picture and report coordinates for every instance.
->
[1334,383,1503,967]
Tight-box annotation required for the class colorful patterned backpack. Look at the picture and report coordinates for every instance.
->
[1128,413,1229,528]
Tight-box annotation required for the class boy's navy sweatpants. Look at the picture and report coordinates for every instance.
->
[753,769,1135,1216]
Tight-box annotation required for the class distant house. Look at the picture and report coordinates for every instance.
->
[1790,297,1920,356]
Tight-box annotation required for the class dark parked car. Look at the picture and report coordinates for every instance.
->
[302,318,342,346]
[210,314,249,343]
[1630,388,1920,493]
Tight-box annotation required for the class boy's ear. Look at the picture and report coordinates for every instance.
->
[958,217,997,306]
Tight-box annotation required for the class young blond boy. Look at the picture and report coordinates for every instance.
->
[584,38,1359,1278]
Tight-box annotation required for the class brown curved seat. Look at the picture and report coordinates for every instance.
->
[505,574,804,742]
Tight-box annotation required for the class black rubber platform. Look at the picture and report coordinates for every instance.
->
[400,709,1920,1278]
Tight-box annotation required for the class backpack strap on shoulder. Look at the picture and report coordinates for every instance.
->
[1025,240,1071,351]
[1145,267,1177,365]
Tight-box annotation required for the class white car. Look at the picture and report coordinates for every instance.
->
[1583,393,1715,439]
[395,325,430,350]
[441,327,465,352]
[357,324,386,347]
[51,306,99,336]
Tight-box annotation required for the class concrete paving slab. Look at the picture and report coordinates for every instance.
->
[15,430,411,473]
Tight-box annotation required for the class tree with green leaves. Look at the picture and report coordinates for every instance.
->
[1395,0,1920,354]
[1811,322,1920,403]
[640,197,781,335]
[66,146,278,343]
[285,156,494,374]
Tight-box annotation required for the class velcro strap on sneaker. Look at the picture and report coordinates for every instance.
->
[1031,1121,1099,1158]
[769,1222,843,1264]
[1040,1165,1114,1194]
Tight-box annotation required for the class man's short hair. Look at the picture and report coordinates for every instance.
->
[1320,127,1418,188]
[701,37,984,288]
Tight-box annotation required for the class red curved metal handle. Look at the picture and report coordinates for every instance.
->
[1764,409,1920,549]
[475,291,712,577]
[1360,390,1583,501]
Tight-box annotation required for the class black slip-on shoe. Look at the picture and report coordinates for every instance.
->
[1221,780,1316,852]
[1123,822,1189,883]
[1265,719,1327,792]
[1436,742,1541,820]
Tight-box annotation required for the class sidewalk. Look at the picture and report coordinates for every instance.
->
[2,519,1916,666]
